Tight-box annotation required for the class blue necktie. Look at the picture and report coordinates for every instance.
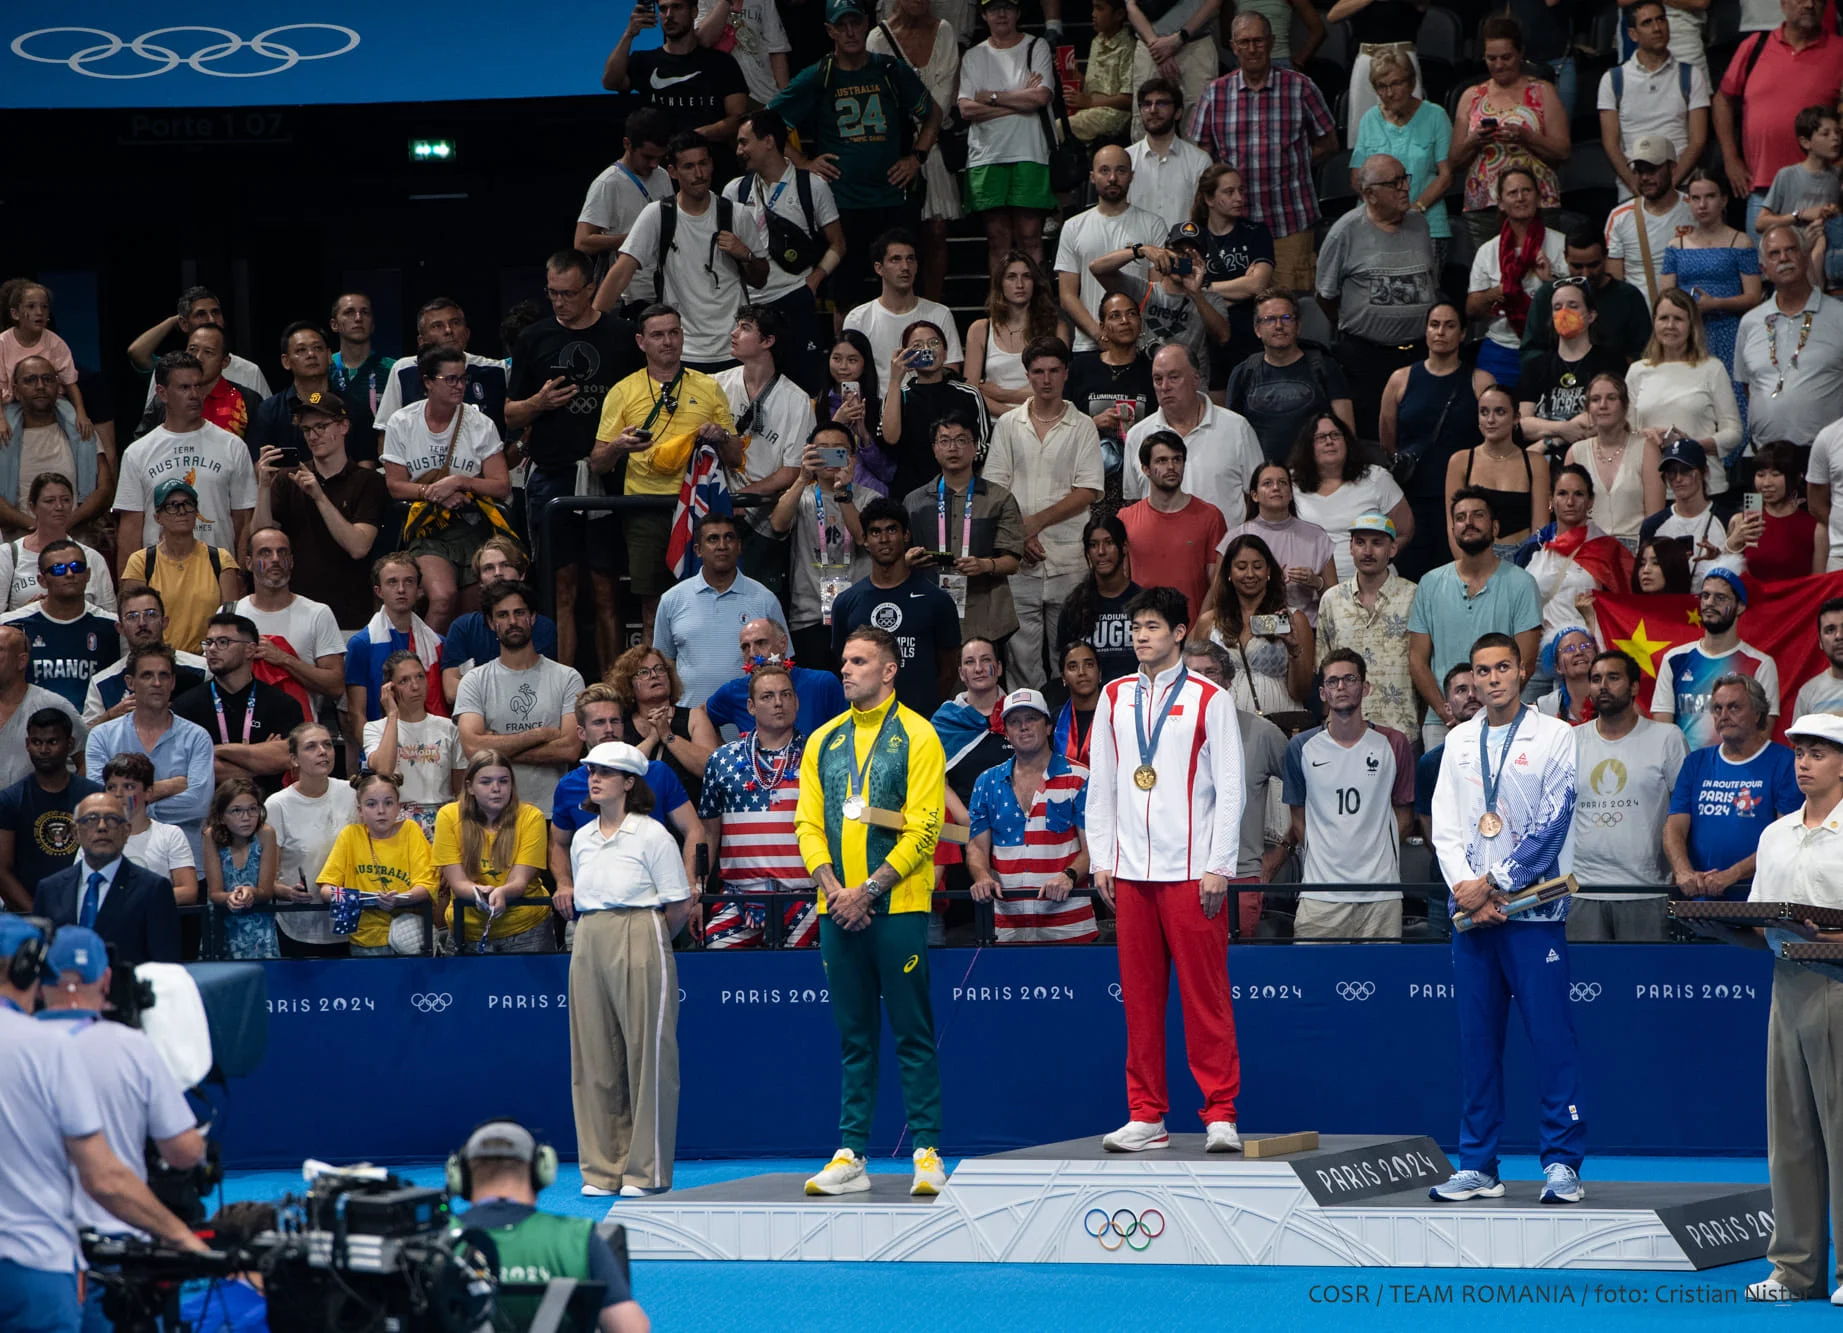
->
[79,871,103,929]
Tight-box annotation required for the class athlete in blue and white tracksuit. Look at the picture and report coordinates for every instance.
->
[1430,642,1584,1203]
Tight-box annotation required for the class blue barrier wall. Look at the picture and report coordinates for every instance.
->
[216,944,1774,1169]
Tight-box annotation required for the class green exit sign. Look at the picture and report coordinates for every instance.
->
[409,138,457,163]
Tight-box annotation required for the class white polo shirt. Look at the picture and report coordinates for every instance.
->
[1594,53,1710,168]
[570,811,690,910]
[1121,395,1265,532]
[1750,801,1843,911]
[0,1004,103,1273]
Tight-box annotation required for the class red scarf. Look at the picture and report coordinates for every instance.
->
[1497,216,1547,335]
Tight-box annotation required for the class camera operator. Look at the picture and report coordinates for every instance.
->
[35,925,205,1333]
[446,1120,649,1333]
[0,917,207,1333]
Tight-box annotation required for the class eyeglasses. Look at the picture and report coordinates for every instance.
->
[42,560,86,577]
[300,420,342,438]
[1256,313,1297,326]
[428,373,468,386]
[122,608,163,623]
[1369,176,1410,192]
[75,813,128,828]
[200,636,253,649]
[633,664,670,679]
[1323,674,1363,689]
[159,501,198,515]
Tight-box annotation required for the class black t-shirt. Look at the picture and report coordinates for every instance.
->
[1224,350,1350,465]
[0,774,104,896]
[270,462,393,628]
[1057,581,1142,684]
[628,47,747,175]
[508,313,641,469]
[1522,345,1625,436]
[1202,217,1276,367]
[895,380,988,499]
[829,574,962,716]
[172,678,308,796]
[1067,351,1155,442]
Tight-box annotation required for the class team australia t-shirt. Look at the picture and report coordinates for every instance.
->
[431,800,550,941]
[380,402,503,480]
[112,421,257,549]
[1651,639,1780,752]
[1667,740,1800,897]
[317,820,438,948]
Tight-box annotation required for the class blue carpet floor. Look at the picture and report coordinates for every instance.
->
[218,1155,1837,1332]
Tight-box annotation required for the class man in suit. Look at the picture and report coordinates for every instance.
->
[33,792,180,964]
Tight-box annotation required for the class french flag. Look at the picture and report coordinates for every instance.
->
[666,441,733,580]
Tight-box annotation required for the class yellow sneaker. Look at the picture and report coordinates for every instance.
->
[805,1149,870,1196]
[911,1146,947,1196]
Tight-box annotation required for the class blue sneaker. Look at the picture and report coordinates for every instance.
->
[1540,1163,1584,1204]
[1429,1170,1505,1201]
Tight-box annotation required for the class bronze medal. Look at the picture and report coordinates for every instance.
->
[1478,811,1504,838]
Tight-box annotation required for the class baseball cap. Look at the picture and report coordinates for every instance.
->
[583,741,649,776]
[1000,688,1051,720]
[1628,134,1677,168]
[462,1120,537,1164]
[153,479,199,508]
[45,926,108,984]
[824,0,869,22]
[1699,566,1747,605]
[1349,512,1397,538]
[291,389,348,420]
[1165,220,1204,251]
[1657,436,1706,473]
[0,915,45,960]
[1785,713,1843,746]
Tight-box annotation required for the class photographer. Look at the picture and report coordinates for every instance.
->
[0,917,207,1333]
[36,925,206,1333]
[447,1120,649,1333]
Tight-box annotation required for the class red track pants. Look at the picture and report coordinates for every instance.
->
[1115,878,1241,1125]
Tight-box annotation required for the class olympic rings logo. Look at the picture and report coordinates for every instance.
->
[1335,981,1375,1001]
[410,992,453,1013]
[11,25,361,79]
[1107,983,1123,1002]
[1569,982,1602,1003]
[1084,1207,1165,1251]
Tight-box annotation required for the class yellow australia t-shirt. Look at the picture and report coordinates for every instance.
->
[123,543,237,655]
[431,801,549,941]
[595,367,734,496]
[318,820,437,948]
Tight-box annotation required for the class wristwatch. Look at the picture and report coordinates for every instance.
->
[1131,242,1145,260]
[1177,27,1195,43]
[833,486,854,504]
[988,90,999,106]
[912,145,930,162]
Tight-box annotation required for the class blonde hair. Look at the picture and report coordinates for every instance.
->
[1644,287,1709,366]
[458,750,520,883]
[1368,47,1415,90]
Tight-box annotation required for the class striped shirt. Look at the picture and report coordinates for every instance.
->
[1185,68,1335,240]
[698,735,811,892]
[969,754,1094,943]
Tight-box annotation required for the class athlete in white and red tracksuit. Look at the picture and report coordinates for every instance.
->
[1087,586,1246,1153]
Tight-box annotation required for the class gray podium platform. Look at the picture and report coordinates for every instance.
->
[613,1134,1772,1270]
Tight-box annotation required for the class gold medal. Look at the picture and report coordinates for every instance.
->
[1133,765,1158,791]
[1478,811,1504,838]
[843,798,865,821]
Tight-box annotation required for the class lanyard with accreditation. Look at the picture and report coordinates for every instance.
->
[937,479,974,619]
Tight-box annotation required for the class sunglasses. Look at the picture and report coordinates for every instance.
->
[43,560,86,577]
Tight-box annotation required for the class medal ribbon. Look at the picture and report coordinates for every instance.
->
[1478,704,1528,829]
[847,706,900,807]
[1134,667,1189,774]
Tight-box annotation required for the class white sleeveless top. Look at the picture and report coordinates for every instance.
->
[983,324,1026,391]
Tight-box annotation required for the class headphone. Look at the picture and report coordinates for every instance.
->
[5,917,54,991]
[444,1118,558,1200]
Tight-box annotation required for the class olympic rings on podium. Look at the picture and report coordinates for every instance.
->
[1083,1206,1166,1251]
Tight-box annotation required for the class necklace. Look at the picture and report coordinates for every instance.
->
[1766,307,1816,395]
[744,731,796,793]
[1592,434,1626,467]
[1028,401,1062,426]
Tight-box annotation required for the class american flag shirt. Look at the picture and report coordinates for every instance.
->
[1185,68,1335,241]
[698,733,817,948]
[969,754,1096,943]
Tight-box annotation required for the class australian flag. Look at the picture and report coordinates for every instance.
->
[666,441,733,580]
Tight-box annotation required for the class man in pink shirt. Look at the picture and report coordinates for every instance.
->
[1715,0,1843,234]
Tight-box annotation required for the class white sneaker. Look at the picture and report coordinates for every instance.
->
[1831,1286,1843,1307]
[580,1183,616,1197]
[1745,1277,1809,1302]
[911,1146,947,1196]
[619,1184,668,1198]
[1101,1119,1170,1152]
[805,1148,870,1196]
[1205,1121,1242,1153]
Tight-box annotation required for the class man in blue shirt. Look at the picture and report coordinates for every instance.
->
[0,710,101,912]
[1664,673,1801,902]
[85,644,216,860]
[693,617,845,741]
[652,515,787,708]
[1,540,121,713]
[439,537,558,707]
[548,683,708,921]
[344,553,441,732]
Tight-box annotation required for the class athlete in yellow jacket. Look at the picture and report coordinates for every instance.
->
[794,624,947,1198]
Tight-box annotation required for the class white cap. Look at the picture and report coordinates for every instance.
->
[1784,713,1843,747]
[1000,688,1051,720]
[1628,133,1677,167]
[583,741,648,776]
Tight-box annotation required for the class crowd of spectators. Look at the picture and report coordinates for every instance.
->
[10,0,1843,958]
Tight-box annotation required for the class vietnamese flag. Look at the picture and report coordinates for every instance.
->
[1593,571,1843,738]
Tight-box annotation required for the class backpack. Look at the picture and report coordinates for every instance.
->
[655,194,737,308]
[142,543,223,584]
[1724,32,1774,145]
[1607,58,1694,111]
[818,52,916,163]
[738,169,825,275]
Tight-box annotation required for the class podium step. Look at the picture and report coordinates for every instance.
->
[614,1134,1772,1271]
